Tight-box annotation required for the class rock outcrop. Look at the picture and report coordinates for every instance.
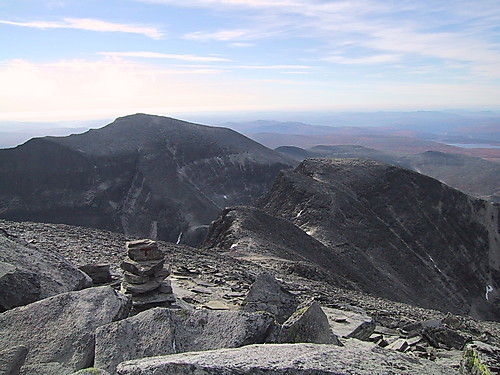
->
[0,228,91,311]
[116,342,458,375]
[241,272,299,323]
[0,114,292,245]
[0,286,131,375]
[270,300,341,345]
[95,307,275,373]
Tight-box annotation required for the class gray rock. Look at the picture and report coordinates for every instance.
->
[461,341,500,375]
[423,327,471,350]
[0,233,92,311]
[154,267,171,280]
[121,257,165,276]
[123,271,151,284]
[71,368,111,375]
[126,240,164,262]
[0,262,40,312]
[78,264,112,285]
[271,301,341,345]
[386,339,409,352]
[116,342,458,375]
[0,286,131,375]
[346,321,376,341]
[95,307,275,373]
[19,362,69,375]
[0,345,28,375]
[242,273,298,323]
[158,280,173,294]
[121,279,161,294]
[130,291,175,307]
[322,307,373,338]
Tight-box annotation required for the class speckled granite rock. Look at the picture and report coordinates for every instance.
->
[116,342,458,375]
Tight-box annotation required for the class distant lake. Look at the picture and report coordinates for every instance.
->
[445,143,500,149]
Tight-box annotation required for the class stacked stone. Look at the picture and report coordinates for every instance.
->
[120,239,175,308]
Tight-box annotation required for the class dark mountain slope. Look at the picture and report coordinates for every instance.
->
[0,114,292,245]
[248,158,500,320]
[202,206,358,288]
[276,145,500,202]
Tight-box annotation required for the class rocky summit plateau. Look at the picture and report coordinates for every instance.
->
[0,114,499,374]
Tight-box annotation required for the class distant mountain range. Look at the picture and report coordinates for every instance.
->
[221,118,500,162]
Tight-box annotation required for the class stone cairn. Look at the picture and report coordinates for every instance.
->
[120,239,175,310]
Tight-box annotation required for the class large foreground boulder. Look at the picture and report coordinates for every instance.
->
[116,342,457,375]
[0,286,131,375]
[95,307,275,373]
[0,231,91,311]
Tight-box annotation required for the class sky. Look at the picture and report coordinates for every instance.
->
[1,0,500,122]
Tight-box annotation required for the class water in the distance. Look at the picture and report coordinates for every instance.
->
[445,143,500,149]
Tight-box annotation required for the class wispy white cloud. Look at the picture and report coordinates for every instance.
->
[99,51,230,62]
[325,54,400,65]
[137,0,500,78]
[238,65,310,69]
[0,18,164,39]
[229,42,254,47]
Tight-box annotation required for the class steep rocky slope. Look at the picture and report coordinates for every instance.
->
[276,145,500,202]
[202,206,358,289]
[0,114,292,245]
[230,158,500,321]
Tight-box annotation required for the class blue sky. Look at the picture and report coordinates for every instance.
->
[1,0,500,121]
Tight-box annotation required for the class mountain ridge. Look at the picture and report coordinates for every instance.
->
[240,158,500,320]
[0,114,293,245]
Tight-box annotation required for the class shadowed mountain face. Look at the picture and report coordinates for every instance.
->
[0,114,292,245]
[206,158,500,320]
[276,145,500,202]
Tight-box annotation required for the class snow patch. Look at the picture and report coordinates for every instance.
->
[486,285,494,301]
[428,255,443,273]
[306,227,316,236]
[296,209,304,218]
[176,232,183,245]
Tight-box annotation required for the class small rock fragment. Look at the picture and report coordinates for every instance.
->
[346,321,376,341]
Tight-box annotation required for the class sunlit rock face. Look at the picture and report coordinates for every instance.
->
[0,114,292,245]
[254,158,500,321]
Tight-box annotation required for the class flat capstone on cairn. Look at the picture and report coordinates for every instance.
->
[120,239,175,312]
